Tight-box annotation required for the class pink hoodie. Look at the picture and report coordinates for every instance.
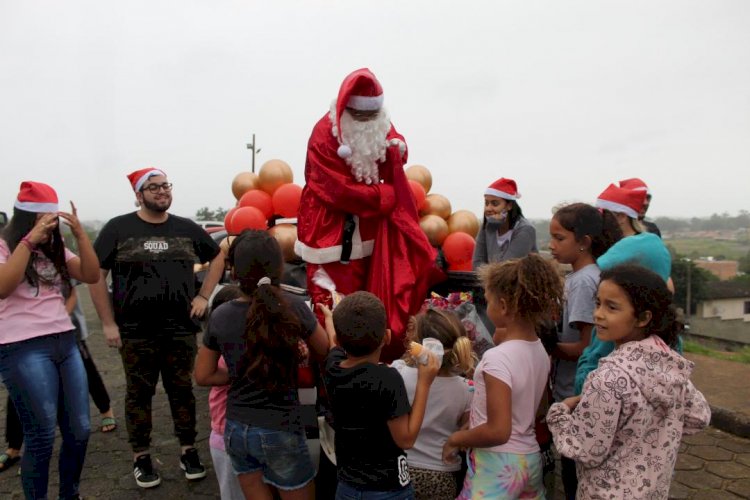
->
[547,335,710,499]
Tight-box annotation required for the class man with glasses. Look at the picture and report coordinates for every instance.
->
[89,167,224,488]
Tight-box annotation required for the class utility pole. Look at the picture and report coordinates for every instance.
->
[685,258,692,324]
[246,133,261,173]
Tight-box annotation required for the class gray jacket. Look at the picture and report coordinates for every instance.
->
[472,216,538,269]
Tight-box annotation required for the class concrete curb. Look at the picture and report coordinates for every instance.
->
[709,404,750,439]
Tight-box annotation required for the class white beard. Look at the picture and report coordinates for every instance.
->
[330,102,391,184]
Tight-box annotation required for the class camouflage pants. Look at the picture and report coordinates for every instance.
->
[120,335,197,452]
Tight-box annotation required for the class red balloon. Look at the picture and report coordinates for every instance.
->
[224,207,239,235]
[231,206,267,232]
[272,183,303,218]
[408,180,426,212]
[238,189,273,219]
[442,232,475,269]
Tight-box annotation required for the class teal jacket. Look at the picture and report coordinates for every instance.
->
[574,232,678,394]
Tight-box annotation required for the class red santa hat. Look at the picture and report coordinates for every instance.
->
[618,177,651,195]
[127,167,167,192]
[595,183,646,219]
[485,177,521,200]
[14,181,59,213]
[334,68,384,158]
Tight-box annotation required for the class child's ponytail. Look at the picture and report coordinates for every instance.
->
[228,230,304,391]
[412,309,477,375]
[450,336,476,376]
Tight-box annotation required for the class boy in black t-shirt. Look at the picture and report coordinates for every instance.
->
[323,291,439,499]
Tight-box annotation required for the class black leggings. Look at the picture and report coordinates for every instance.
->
[4,339,111,449]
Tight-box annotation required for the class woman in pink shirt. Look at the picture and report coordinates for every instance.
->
[0,181,99,500]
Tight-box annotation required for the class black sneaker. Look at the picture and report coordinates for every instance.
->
[180,448,207,480]
[133,454,161,488]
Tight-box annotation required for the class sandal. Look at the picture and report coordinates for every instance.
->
[100,416,117,433]
[0,453,20,473]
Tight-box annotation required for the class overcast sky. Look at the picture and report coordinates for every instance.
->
[1,0,749,223]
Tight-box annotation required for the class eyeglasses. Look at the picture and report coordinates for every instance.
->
[141,183,173,193]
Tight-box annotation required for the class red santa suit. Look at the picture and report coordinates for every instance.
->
[295,68,438,361]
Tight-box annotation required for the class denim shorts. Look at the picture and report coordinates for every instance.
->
[224,419,315,490]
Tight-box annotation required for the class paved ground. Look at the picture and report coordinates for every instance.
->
[0,293,748,499]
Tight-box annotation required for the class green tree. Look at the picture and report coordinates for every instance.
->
[671,258,715,316]
[195,207,215,221]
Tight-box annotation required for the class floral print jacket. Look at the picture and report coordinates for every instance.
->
[547,336,710,499]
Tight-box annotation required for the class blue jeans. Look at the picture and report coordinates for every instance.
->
[335,481,415,500]
[224,419,315,491]
[0,332,90,500]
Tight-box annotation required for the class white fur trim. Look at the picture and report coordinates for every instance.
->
[14,201,58,213]
[134,169,166,192]
[294,215,374,264]
[337,144,352,158]
[347,94,383,111]
[595,199,638,219]
[485,188,519,200]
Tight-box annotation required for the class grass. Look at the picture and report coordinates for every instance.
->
[665,238,749,260]
[683,340,750,364]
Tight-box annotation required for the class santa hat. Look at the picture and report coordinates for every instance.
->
[127,167,167,192]
[335,68,384,158]
[595,183,647,219]
[14,181,59,213]
[485,178,521,200]
[619,177,651,195]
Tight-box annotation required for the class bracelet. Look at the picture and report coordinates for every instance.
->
[197,293,209,301]
[19,236,36,252]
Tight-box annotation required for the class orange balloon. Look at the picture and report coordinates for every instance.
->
[442,232,475,269]
[408,180,426,212]
[268,224,298,262]
[231,206,267,232]
[258,159,293,195]
[421,193,452,219]
[232,172,260,200]
[447,210,480,238]
[419,214,450,247]
[272,183,303,218]
[224,207,240,234]
[239,189,273,219]
[405,165,432,193]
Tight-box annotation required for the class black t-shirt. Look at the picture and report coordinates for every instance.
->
[323,347,412,491]
[203,293,317,432]
[94,212,220,336]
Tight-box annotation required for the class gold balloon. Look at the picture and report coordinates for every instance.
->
[258,159,294,195]
[421,193,452,219]
[268,224,298,262]
[232,172,259,200]
[447,210,480,238]
[419,215,450,247]
[405,164,433,194]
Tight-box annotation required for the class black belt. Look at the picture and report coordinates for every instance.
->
[340,214,355,264]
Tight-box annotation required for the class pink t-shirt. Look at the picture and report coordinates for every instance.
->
[208,356,230,450]
[0,239,76,344]
[469,339,550,454]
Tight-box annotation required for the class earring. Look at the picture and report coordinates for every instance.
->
[579,247,585,252]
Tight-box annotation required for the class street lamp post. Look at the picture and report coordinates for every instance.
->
[246,133,262,173]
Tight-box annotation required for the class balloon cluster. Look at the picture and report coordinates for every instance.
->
[406,165,479,271]
[227,159,302,261]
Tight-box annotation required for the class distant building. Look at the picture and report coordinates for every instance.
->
[694,258,739,281]
[693,281,750,345]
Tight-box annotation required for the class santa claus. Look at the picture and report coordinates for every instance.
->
[295,68,438,360]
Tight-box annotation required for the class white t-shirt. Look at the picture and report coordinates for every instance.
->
[469,339,550,454]
[392,360,473,472]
